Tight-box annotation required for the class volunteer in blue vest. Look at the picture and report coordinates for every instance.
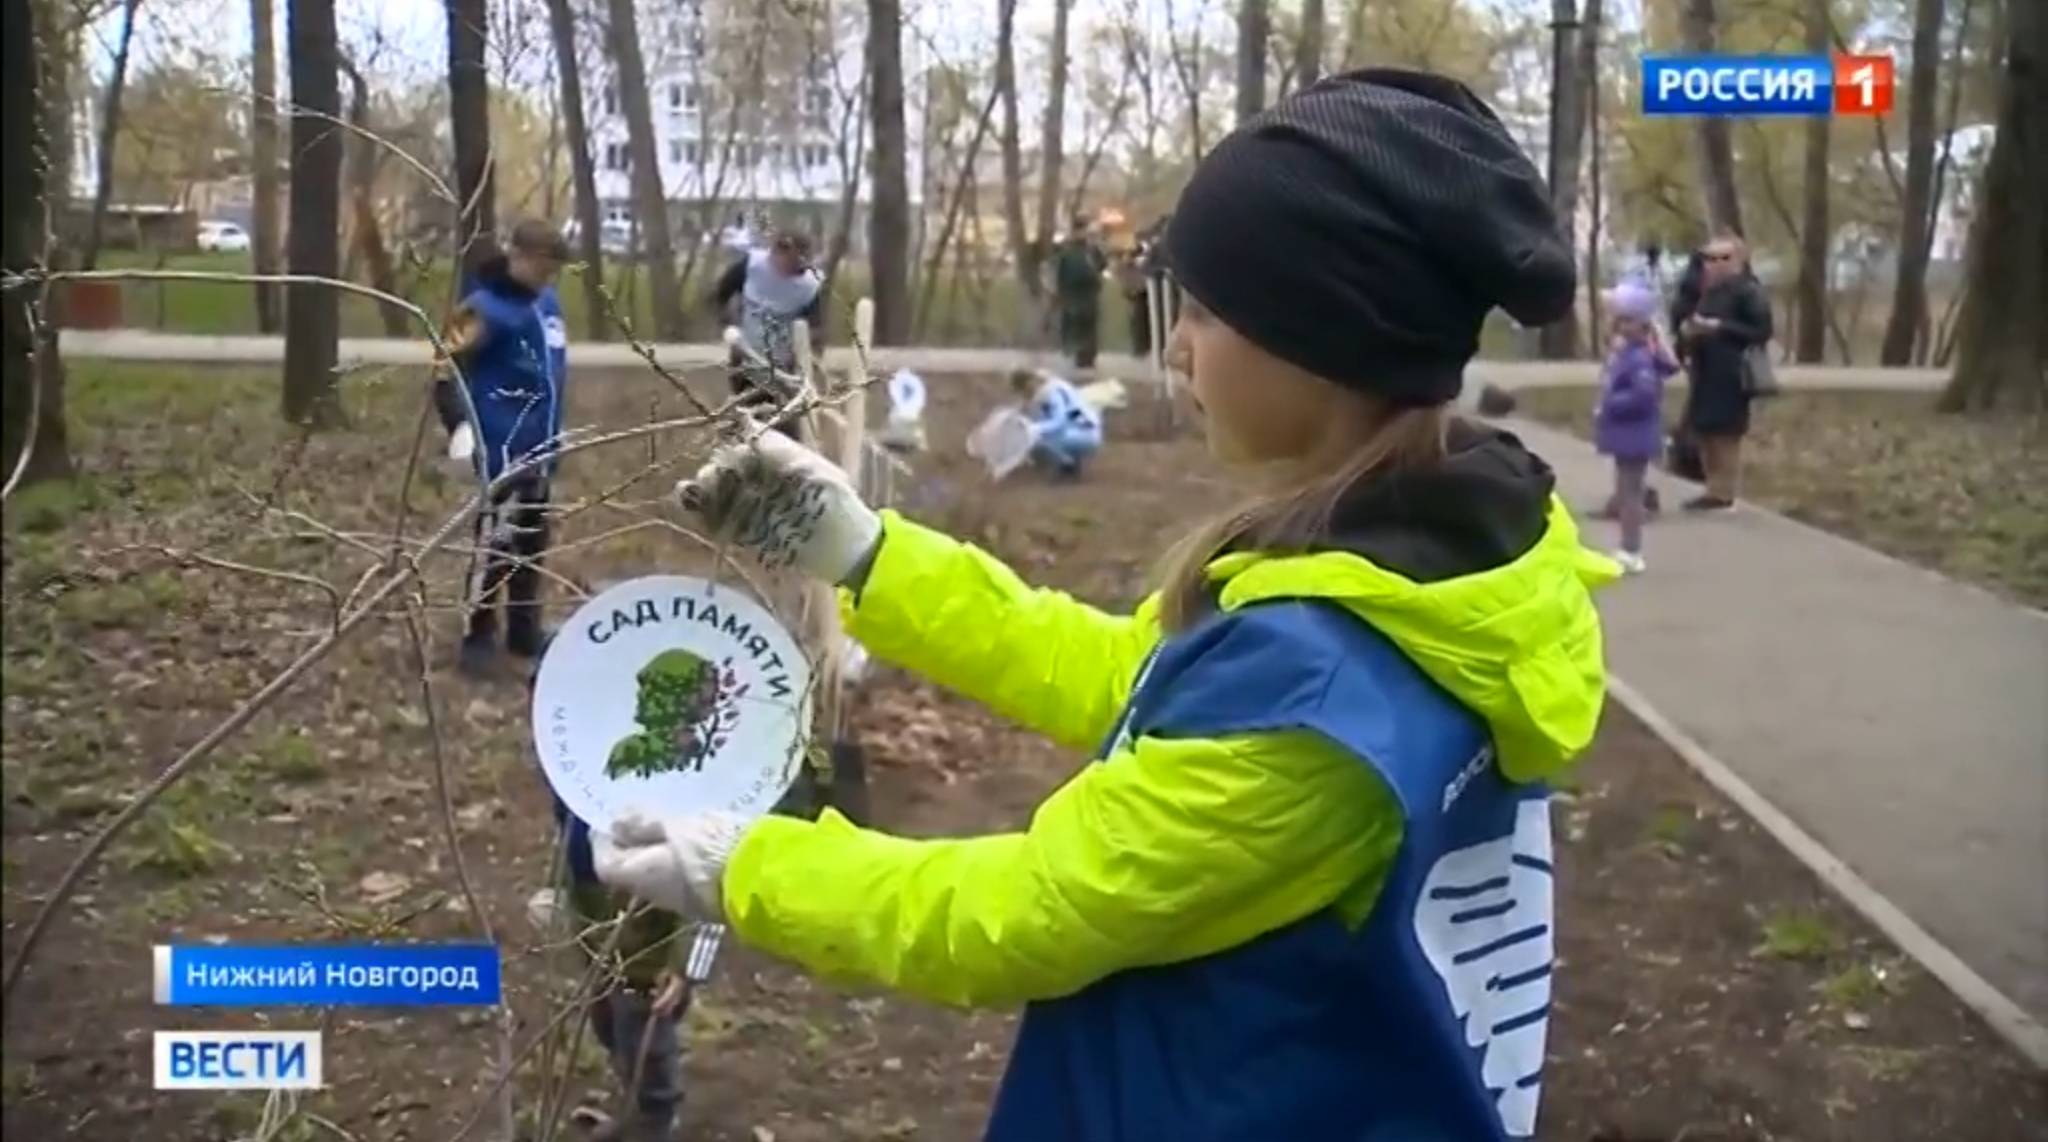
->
[1010,368,1103,477]
[432,219,570,678]
[711,229,824,435]
[600,70,1612,1141]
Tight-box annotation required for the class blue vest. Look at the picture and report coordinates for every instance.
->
[462,284,567,480]
[985,600,1556,1141]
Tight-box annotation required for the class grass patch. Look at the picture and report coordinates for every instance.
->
[121,810,235,879]
[1753,908,1840,962]
[3,479,101,534]
[252,734,326,785]
[1645,802,1695,856]
[66,359,275,427]
[1511,387,2048,607]
[51,572,189,631]
[1,1060,43,1103]
[1820,960,1906,1009]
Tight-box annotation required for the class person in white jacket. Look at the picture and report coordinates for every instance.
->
[1010,368,1103,477]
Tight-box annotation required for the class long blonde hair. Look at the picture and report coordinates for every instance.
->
[1156,403,1450,629]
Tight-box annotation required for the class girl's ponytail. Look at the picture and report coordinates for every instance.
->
[1155,404,1450,630]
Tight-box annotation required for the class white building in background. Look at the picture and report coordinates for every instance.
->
[584,0,923,256]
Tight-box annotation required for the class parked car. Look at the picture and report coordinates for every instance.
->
[197,220,251,253]
[563,218,636,257]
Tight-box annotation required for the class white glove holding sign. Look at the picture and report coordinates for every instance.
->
[676,430,882,584]
[593,811,750,923]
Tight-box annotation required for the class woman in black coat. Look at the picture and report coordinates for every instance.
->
[1677,235,1772,510]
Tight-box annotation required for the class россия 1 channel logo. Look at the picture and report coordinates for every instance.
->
[1643,54,1895,117]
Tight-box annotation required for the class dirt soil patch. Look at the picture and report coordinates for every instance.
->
[1511,386,2048,609]
[5,364,2043,1140]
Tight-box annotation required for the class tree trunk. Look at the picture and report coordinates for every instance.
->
[446,0,495,270]
[2,0,71,487]
[1034,0,1073,257]
[341,57,405,337]
[995,0,1032,297]
[1583,3,1604,356]
[820,75,868,297]
[1938,0,2045,412]
[1682,0,1744,235]
[250,0,282,331]
[545,0,606,341]
[1295,0,1324,89]
[31,0,73,236]
[867,0,911,345]
[1538,0,1587,359]
[282,0,342,428]
[604,0,683,339]
[1793,0,1832,363]
[1880,0,1947,365]
[1236,0,1269,122]
[80,0,142,271]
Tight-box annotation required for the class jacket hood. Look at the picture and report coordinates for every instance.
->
[470,254,540,301]
[1206,422,1616,783]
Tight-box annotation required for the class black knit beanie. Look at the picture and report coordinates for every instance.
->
[1165,68,1576,406]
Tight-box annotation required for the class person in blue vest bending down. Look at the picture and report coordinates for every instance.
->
[596,70,1614,1142]
[432,219,570,678]
[1010,368,1103,478]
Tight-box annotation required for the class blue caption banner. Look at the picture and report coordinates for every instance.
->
[153,944,501,1007]
[1642,55,1832,116]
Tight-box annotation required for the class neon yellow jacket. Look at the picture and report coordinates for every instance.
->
[722,503,1613,1007]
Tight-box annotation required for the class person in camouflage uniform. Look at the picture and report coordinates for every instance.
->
[1052,215,1107,370]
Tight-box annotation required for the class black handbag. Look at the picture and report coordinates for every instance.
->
[1666,431,1705,480]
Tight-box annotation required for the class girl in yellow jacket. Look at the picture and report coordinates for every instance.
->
[597,68,1612,1142]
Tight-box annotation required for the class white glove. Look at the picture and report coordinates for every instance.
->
[591,811,750,922]
[447,421,476,461]
[676,430,882,583]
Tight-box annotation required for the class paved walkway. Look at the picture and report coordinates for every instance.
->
[56,330,1950,392]
[1508,417,2048,1046]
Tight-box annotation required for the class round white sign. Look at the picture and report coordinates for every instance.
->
[531,575,813,833]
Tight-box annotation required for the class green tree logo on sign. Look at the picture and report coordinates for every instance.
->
[605,649,745,779]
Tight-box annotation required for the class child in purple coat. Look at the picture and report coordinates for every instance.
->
[1593,279,1679,573]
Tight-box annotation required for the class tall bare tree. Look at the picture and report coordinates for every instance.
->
[604,0,683,338]
[1034,0,1074,255]
[1110,0,1166,190]
[868,0,911,343]
[446,0,495,267]
[339,55,404,337]
[1880,0,1948,365]
[282,0,341,426]
[1295,0,1325,89]
[1164,0,1208,161]
[79,0,141,270]
[31,1,75,231]
[1793,0,1832,362]
[2,0,72,485]
[995,0,1031,297]
[1539,0,1589,358]
[1682,0,1744,235]
[250,0,282,331]
[1939,0,2045,412]
[544,0,606,340]
[1581,0,1604,355]
[1237,0,1269,121]
[916,81,1002,338]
